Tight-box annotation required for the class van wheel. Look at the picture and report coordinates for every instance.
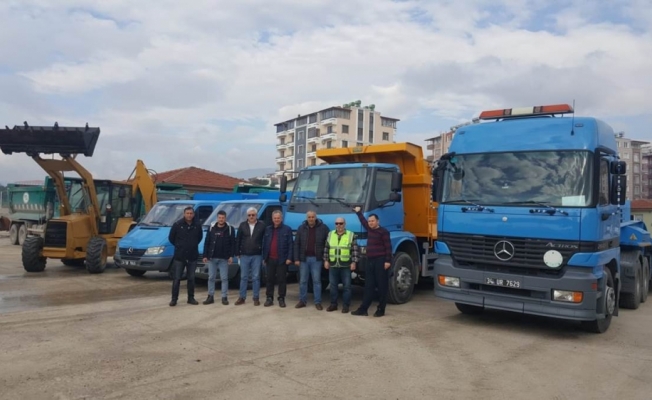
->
[581,267,615,333]
[126,269,146,277]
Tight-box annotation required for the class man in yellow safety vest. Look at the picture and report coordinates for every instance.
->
[323,217,359,313]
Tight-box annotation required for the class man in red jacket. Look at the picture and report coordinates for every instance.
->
[351,206,392,317]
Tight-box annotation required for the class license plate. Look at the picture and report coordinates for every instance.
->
[485,277,521,288]
[123,260,138,266]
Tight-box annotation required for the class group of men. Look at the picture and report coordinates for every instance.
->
[167,206,393,317]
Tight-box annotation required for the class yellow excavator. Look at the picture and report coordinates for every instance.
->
[0,123,158,273]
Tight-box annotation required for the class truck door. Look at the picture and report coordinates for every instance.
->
[262,206,282,226]
[598,158,619,243]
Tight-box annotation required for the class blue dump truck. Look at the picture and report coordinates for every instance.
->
[194,198,286,283]
[433,104,652,333]
[278,143,437,304]
[115,199,220,277]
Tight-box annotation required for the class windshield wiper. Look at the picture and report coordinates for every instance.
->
[143,221,165,226]
[448,199,494,213]
[294,195,320,208]
[503,201,569,216]
[315,196,353,208]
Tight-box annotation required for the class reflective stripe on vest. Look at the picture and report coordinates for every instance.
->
[328,230,352,263]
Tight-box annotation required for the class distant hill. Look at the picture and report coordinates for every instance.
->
[227,168,276,179]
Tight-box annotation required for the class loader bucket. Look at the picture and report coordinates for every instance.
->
[0,124,100,157]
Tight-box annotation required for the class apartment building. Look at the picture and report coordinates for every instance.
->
[425,119,479,162]
[641,143,652,199]
[274,102,399,176]
[616,132,649,200]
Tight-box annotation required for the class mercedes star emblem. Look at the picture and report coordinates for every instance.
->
[127,247,133,254]
[493,240,515,261]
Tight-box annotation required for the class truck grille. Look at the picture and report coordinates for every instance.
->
[44,221,67,248]
[119,248,146,257]
[438,233,587,270]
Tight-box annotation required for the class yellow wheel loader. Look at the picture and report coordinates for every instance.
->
[0,123,158,273]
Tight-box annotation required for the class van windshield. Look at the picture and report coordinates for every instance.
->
[203,203,263,228]
[140,203,190,227]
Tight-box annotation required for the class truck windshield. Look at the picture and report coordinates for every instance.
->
[139,203,190,227]
[290,167,371,207]
[441,150,593,207]
[203,203,263,228]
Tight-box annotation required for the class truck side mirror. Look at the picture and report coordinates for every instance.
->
[279,175,287,193]
[391,172,402,192]
[610,174,627,205]
[610,160,626,175]
[389,192,402,202]
[279,193,287,203]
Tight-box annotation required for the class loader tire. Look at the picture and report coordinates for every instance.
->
[9,224,19,245]
[86,237,108,274]
[22,236,46,272]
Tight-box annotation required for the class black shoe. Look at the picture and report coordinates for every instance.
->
[278,297,286,308]
[169,300,177,307]
[203,295,214,305]
[373,309,385,318]
[264,298,273,307]
[351,308,368,316]
[188,298,199,305]
[342,306,350,314]
[222,297,229,305]
[326,304,338,312]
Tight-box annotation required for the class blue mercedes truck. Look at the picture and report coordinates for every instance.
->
[433,104,651,333]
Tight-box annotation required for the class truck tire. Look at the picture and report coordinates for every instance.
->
[22,236,47,272]
[62,259,86,267]
[9,224,19,245]
[455,302,484,315]
[126,269,146,277]
[581,267,615,334]
[388,252,416,304]
[620,258,641,310]
[641,258,649,304]
[17,224,27,246]
[85,237,108,274]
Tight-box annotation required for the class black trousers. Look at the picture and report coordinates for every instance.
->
[171,259,196,301]
[265,258,287,299]
[360,257,389,312]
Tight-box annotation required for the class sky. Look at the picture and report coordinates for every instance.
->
[0,0,651,184]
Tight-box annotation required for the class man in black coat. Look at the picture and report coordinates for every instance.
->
[202,210,237,305]
[168,206,204,306]
[234,207,266,306]
[293,210,330,310]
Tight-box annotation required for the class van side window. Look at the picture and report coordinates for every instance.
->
[196,206,214,224]
[599,159,609,206]
[263,206,282,226]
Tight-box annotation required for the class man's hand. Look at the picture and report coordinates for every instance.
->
[227,257,233,264]
[286,259,292,265]
[351,262,356,271]
[202,257,208,263]
[353,206,361,213]
[384,262,391,270]
[294,261,300,267]
[324,261,330,270]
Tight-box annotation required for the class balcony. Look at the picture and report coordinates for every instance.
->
[306,151,316,158]
[320,118,336,126]
[277,143,288,149]
[320,133,337,141]
[427,144,435,150]
[307,135,320,143]
[276,130,287,137]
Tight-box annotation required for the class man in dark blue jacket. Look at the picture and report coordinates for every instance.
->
[168,206,203,307]
[262,210,293,308]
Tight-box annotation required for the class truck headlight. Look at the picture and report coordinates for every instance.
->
[145,246,165,255]
[438,275,460,288]
[553,290,583,303]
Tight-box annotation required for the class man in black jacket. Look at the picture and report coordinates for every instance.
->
[234,207,266,306]
[168,206,204,306]
[202,210,236,305]
[293,210,330,310]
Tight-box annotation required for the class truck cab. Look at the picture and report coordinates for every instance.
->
[432,104,645,333]
[115,200,218,277]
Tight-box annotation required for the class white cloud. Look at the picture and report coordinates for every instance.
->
[0,0,651,184]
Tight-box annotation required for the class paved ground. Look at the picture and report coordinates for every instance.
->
[1,234,652,399]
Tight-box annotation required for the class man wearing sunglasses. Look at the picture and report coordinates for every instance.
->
[323,217,358,313]
[234,207,266,306]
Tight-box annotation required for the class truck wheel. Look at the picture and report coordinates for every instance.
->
[581,267,615,334]
[455,302,484,315]
[641,258,649,304]
[85,237,108,274]
[62,259,86,267]
[9,224,19,245]
[17,224,27,246]
[126,269,146,277]
[22,236,47,272]
[620,259,641,310]
[388,252,416,304]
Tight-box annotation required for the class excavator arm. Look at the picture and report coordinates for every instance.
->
[128,160,157,214]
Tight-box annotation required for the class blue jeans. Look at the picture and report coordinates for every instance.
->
[299,257,323,304]
[239,255,262,300]
[329,267,352,307]
[207,258,229,298]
